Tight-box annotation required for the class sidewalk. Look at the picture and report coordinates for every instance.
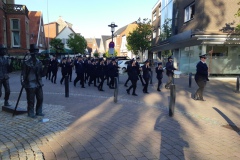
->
[0,71,240,160]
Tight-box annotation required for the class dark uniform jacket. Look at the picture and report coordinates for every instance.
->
[195,61,209,82]
[128,65,139,81]
[75,60,84,75]
[142,65,151,79]
[166,61,176,76]
[60,62,68,75]
[50,59,58,72]
[155,67,164,79]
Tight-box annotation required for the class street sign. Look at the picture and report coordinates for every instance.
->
[109,48,114,54]
[109,41,115,48]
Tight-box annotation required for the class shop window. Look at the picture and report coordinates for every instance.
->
[153,11,156,21]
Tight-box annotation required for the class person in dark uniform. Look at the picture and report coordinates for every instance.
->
[21,44,48,118]
[105,58,111,86]
[194,53,209,101]
[165,56,176,89]
[66,57,73,82]
[50,55,59,84]
[126,59,139,96]
[136,57,145,86]
[74,56,85,88]
[155,62,164,92]
[0,44,11,106]
[124,60,131,87]
[108,58,118,89]
[59,57,68,85]
[97,58,105,91]
[45,56,52,80]
[88,59,97,87]
[142,60,151,93]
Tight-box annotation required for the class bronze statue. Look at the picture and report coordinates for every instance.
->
[0,44,11,106]
[21,44,48,118]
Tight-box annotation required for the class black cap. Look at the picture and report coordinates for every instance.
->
[158,62,162,65]
[29,44,39,53]
[144,59,149,63]
[136,57,140,60]
[168,56,173,60]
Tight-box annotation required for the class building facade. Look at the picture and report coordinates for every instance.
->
[0,0,30,55]
[151,0,240,74]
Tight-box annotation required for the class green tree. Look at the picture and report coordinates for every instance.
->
[49,38,64,57]
[93,52,99,58]
[235,2,240,33]
[67,33,87,54]
[127,18,153,59]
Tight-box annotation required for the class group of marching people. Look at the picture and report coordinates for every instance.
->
[45,55,177,96]
[45,55,119,91]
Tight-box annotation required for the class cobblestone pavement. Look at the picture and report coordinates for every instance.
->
[0,70,240,160]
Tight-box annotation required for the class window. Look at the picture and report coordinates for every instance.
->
[153,30,156,39]
[153,11,156,21]
[11,19,20,47]
[159,5,161,16]
[158,27,161,36]
[184,3,195,22]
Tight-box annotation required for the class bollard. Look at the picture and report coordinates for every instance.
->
[236,76,240,93]
[169,84,176,117]
[114,77,118,103]
[189,72,192,88]
[65,75,69,97]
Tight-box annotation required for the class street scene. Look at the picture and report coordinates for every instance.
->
[1,71,240,160]
[1,0,240,160]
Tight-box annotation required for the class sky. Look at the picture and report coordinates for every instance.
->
[15,0,158,38]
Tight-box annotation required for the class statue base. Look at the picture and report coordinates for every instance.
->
[2,105,27,115]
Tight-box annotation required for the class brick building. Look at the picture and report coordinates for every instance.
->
[0,0,30,55]
[151,0,240,74]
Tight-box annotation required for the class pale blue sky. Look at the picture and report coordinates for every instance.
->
[15,0,158,38]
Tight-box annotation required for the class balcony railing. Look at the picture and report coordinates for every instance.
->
[3,3,29,17]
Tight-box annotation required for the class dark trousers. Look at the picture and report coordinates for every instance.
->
[165,73,173,88]
[98,76,105,89]
[127,79,137,94]
[124,75,130,85]
[109,76,115,87]
[138,74,145,85]
[51,71,57,83]
[195,79,206,100]
[143,77,149,92]
[25,87,43,116]
[74,73,85,87]
[46,69,51,80]
[89,75,96,86]
[68,71,72,82]
[0,79,10,101]
[60,73,67,84]
[157,78,162,89]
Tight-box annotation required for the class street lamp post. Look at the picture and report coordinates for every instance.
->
[108,22,117,55]
[108,22,118,42]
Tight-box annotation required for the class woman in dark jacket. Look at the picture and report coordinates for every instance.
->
[155,62,164,91]
[126,59,139,96]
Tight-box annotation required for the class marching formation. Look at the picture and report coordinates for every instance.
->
[45,55,166,96]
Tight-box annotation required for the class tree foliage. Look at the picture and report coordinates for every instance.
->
[235,2,240,33]
[67,33,87,54]
[127,18,153,57]
[49,38,64,56]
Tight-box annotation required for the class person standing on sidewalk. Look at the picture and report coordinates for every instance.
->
[155,62,164,92]
[194,53,209,101]
[142,60,151,93]
[0,44,11,106]
[165,56,176,89]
